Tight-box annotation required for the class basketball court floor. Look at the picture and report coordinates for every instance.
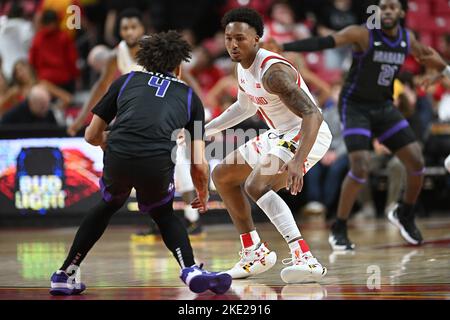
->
[1,216,449,300]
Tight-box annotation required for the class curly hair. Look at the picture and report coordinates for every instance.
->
[221,7,264,38]
[136,31,192,74]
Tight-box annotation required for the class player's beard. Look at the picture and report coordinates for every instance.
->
[381,18,399,30]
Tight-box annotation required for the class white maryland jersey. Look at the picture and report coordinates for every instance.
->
[116,40,143,74]
[237,48,318,133]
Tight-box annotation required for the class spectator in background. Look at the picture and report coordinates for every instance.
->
[1,85,57,125]
[303,81,349,218]
[35,0,81,38]
[0,0,40,18]
[0,1,34,81]
[263,0,311,44]
[103,0,152,46]
[189,46,224,96]
[316,0,358,70]
[260,2,333,106]
[0,60,72,116]
[432,76,450,122]
[205,71,238,120]
[86,44,112,85]
[219,0,273,17]
[29,9,79,93]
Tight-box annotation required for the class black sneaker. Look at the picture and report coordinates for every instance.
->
[328,222,355,251]
[387,203,423,245]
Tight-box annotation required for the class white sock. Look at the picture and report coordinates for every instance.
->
[288,239,312,256]
[240,230,261,250]
[184,205,199,223]
[256,190,301,243]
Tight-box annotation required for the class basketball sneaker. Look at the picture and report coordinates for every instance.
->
[225,242,277,279]
[180,264,232,294]
[280,251,327,284]
[328,221,355,251]
[50,269,86,296]
[387,203,423,245]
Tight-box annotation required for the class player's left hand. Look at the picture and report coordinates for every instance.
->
[278,159,304,196]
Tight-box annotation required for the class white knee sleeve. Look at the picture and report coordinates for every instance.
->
[256,190,301,242]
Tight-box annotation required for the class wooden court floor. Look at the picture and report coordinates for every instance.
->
[1,216,449,300]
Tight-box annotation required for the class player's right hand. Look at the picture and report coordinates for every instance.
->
[191,191,209,213]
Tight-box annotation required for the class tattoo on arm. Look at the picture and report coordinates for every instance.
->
[262,64,319,117]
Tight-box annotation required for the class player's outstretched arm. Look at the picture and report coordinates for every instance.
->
[204,89,258,137]
[282,25,367,53]
[67,54,118,136]
[190,140,210,213]
[262,63,324,195]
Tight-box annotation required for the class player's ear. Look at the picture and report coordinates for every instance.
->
[255,35,260,46]
[399,2,405,19]
[174,65,181,78]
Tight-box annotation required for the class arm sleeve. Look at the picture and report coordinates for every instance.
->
[282,35,336,52]
[185,89,205,141]
[204,90,258,137]
[91,74,128,124]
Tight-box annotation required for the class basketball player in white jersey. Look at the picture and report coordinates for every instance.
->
[67,8,203,237]
[206,8,332,283]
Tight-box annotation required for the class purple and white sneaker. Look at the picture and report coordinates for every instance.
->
[180,264,232,294]
[50,270,86,296]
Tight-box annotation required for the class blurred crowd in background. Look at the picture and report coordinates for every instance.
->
[0,0,449,218]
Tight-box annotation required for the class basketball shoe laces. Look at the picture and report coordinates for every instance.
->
[237,243,265,265]
[282,251,319,267]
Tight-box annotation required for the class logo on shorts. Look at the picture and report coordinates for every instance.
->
[277,140,297,154]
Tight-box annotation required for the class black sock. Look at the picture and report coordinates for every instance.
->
[151,201,196,268]
[334,218,347,231]
[398,201,415,218]
[60,200,122,271]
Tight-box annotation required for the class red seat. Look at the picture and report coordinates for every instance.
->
[406,13,424,30]
[432,0,450,15]
[408,0,431,16]
[431,16,450,35]
[418,31,434,47]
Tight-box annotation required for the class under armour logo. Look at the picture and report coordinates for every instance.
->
[374,41,382,46]
[240,78,245,84]
[255,83,261,88]
[401,41,407,47]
